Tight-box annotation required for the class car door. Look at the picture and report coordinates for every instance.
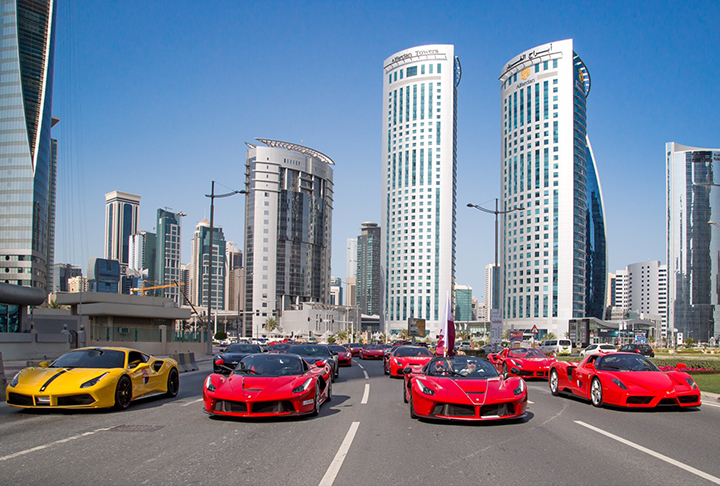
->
[569,355,599,398]
[127,350,150,398]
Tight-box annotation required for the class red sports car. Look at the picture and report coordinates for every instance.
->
[359,344,384,359]
[384,345,433,377]
[203,353,332,418]
[347,343,364,357]
[403,355,528,422]
[548,352,702,409]
[328,344,352,366]
[488,347,556,379]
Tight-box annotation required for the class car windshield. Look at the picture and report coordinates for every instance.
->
[236,354,306,376]
[286,345,330,357]
[395,347,433,357]
[559,340,571,346]
[596,354,659,372]
[508,348,546,359]
[599,345,615,350]
[50,349,126,369]
[328,345,347,353]
[225,344,261,353]
[426,357,499,379]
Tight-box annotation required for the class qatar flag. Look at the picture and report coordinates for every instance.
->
[435,291,456,357]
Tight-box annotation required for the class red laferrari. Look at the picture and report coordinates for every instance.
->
[488,347,555,379]
[384,345,433,377]
[403,355,528,422]
[203,353,332,418]
[549,352,701,409]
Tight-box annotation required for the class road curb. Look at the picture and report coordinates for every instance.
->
[701,391,720,402]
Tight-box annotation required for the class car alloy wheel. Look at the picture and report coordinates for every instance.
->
[114,375,132,410]
[165,368,179,397]
[549,369,560,396]
[310,386,320,416]
[409,389,418,418]
[590,377,603,407]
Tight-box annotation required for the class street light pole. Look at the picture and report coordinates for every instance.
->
[206,181,247,354]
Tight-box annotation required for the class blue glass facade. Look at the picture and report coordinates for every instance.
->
[0,0,56,290]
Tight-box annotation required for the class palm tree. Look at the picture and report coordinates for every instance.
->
[263,317,278,333]
[335,329,348,343]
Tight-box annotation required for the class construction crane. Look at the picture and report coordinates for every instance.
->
[130,281,185,296]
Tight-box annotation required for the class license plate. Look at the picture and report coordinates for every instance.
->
[302,399,314,406]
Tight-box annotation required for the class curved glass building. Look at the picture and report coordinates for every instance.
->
[499,39,607,336]
[381,45,460,337]
[0,0,57,291]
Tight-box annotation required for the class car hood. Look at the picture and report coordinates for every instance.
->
[606,371,681,391]
[395,357,432,365]
[217,353,250,361]
[14,367,118,391]
[216,374,307,398]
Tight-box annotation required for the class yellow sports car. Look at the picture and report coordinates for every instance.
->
[5,347,180,410]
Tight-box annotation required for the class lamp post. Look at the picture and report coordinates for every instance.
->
[466,200,523,310]
[205,181,247,354]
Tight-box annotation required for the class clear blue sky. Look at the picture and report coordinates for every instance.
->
[52,0,720,302]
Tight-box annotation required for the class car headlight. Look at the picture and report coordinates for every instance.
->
[511,360,523,368]
[416,379,435,396]
[610,378,627,390]
[513,379,525,396]
[80,372,109,389]
[685,377,698,389]
[292,378,312,394]
[205,376,216,392]
[393,359,403,366]
[9,372,19,388]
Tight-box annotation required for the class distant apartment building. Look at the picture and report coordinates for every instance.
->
[190,219,226,312]
[667,142,720,343]
[454,285,473,323]
[485,263,498,310]
[357,222,381,316]
[476,301,488,321]
[104,191,141,273]
[68,276,89,293]
[611,261,668,335]
[128,231,157,286]
[225,242,243,312]
[53,264,82,293]
[330,277,343,306]
[87,258,120,293]
[244,139,334,339]
[156,209,184,304]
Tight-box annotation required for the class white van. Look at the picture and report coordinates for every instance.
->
[539,339,573,356]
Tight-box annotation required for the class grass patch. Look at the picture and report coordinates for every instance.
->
[693,373,720,395]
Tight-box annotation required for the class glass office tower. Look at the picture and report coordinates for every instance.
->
[357,222,381,316]
[0,0,57,291]
[499,39,607,336]
[667,142,720,344]
[381,45,460,338]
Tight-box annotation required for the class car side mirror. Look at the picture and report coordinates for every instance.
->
[676,362,687,370]
[39,361,49,368]
[586,362,595,370]
[132,362,150,371]
[316,360,326,368]
[219,348,226,353]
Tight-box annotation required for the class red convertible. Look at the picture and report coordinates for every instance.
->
[384,345,433,377]
[203,353,332,418]
[548,352,702,409]
[488,347,555,379]
[402,355,528,422]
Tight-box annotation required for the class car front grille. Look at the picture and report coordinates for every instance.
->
[626,396,653,405]
[57,394,95,406]
[432,403,476,417]
[252,401,294,414]
[214,400,248,413]
[7,392,33,406]
[678,395,699,404]
[658,398,679,406]
[480,402,514,417]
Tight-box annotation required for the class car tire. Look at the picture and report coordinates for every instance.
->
[384,362,389,375]
[409,389,417,418]
[326,379,332,403]
[403,382,408,403]
[590,377,603,407]
[503,363,509,377]
[165,368,179,398]
[311,386,320,416]
[114,375,132,410]
[549,369,560,396]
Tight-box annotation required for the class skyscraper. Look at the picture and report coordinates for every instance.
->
[244,139,334,339]
[667,142,720,344]
[0,0,57,291]
[190,219,226,312]
[499,39,607,336]
[104,191,141,273]
[381,45,460,337]
[357,222,381,316]
[454,285,473,323]
[156,209,183,304]
[612,260,667,335]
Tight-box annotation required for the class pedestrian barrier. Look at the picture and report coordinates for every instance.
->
[170,351,199,372]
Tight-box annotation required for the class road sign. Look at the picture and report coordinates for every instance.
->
[531,325,539,334]
[490,309,502,344]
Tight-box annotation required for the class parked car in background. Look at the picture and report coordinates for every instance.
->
[539,339,573,356]
[618,343,655,358]
[580,343,617,357]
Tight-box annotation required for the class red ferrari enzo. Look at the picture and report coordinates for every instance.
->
[384,345,433,377]
[403,355,528,422]
[549,352,701,409]
[488,347,556,379]
[203,353,332,418]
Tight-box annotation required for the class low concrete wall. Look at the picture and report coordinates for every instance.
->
[0,332,71,360]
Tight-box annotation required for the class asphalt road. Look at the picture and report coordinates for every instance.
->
[1,358,719,486]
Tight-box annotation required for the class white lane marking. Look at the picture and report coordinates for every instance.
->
[361,384,370,404]
[356,363,364,369]
[362,370,369,379]
[702,401,720,408]
[318,421,360,486]
[575,421,720,485]
[527,400,535,404]
[180,398,204,407]
[0,427,113,462]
